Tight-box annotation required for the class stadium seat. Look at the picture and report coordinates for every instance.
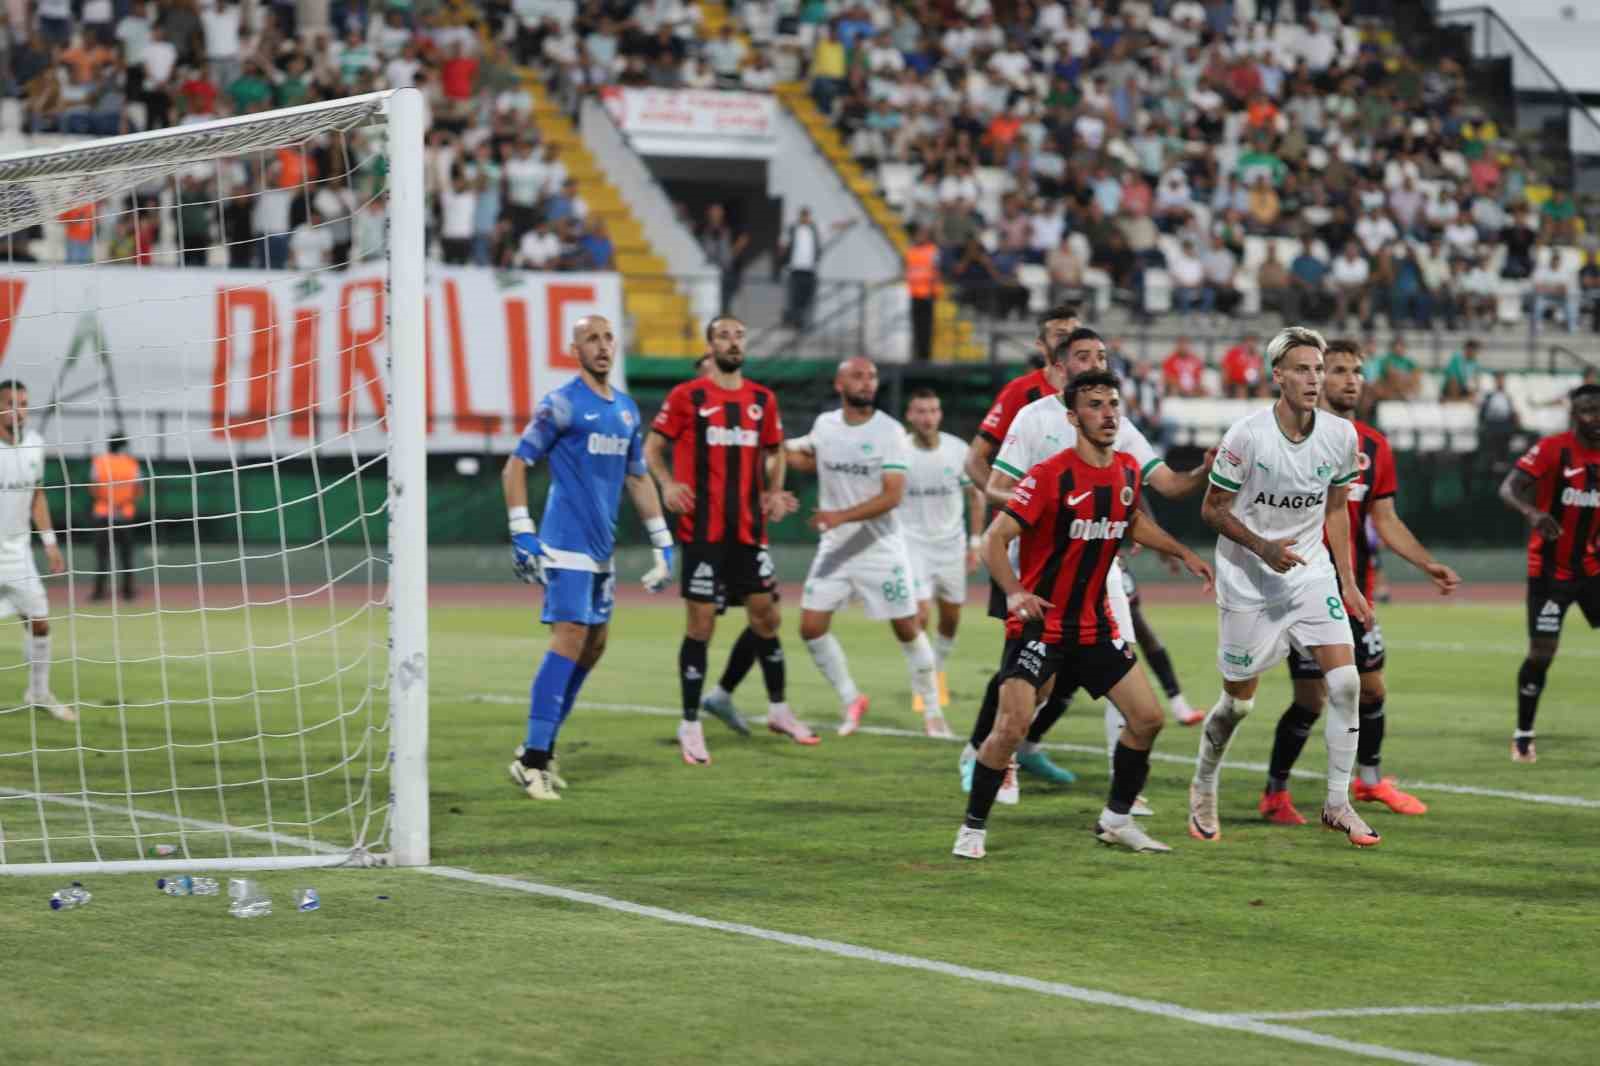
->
[1375,401,1418,451]
[1438,403,1478,452]
[1016,262,1050,313]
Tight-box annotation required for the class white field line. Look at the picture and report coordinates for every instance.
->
[469,696,1600,811]
[0,785,353,874]
[1229,1002,1600,1022]
[421,864,1479,1066]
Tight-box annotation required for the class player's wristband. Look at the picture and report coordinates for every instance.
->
[39,529,56,548]
[507,506,534,536]
[968,535,981,551]
[644,516,673,549]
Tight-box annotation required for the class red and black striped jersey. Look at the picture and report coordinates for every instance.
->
[977,368,1052,446]
[1002,448,1142,645]
[652,378,783,546]
[1515,432,1600,581]
[1328,420,1397,601]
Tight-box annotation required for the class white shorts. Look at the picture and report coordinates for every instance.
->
[1216,575,1354,682]
[1107,557,1133,641]
[906,536,967,606]
[802,539,918,621]
[0,554,48,621]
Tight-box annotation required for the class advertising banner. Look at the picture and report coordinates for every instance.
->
[599,86,777,159]
[0,265,624,458]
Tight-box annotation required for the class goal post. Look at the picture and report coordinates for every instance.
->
[0,89,429,875]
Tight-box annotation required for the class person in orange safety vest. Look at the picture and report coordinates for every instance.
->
[88,436,143,601]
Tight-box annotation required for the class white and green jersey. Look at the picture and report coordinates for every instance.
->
[0,429,44,558]
[1207,404,1359,610]
[993,392,1165,481]
[808,409,911,552]
[901,430,970,547]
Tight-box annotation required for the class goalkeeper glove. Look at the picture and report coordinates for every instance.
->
[641,517,674,593]
[508,507,552,586]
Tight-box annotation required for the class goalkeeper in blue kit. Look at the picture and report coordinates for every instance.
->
[502,314,674,800]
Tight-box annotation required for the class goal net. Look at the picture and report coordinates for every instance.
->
[0,90,429,875]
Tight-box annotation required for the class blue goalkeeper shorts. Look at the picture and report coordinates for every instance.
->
[541,568,616,627]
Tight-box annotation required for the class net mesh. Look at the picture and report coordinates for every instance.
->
[0,95,403,868]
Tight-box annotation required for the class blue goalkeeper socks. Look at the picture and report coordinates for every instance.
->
[559,664,591,725]
[526,651,577,753]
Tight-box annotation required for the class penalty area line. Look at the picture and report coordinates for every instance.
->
[1228,1001,1600,1022]
[421,863,1480,1066]
[468,696,1600,811]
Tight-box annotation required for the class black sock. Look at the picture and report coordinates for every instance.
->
[1267,703,1320,791]
[752,633,786,703]
[968,672,1002,749]
[1026,691,1072,744]
[1517,658,1549,734]
[679,637,708,721]
[1144,644,1182,699]
[1356,697,1386,771]
[717,626,759,693]
[965,760,1006,828]
[1107,742,1151,815]
[520,747,549,770]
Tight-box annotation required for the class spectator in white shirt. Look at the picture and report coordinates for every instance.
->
[1355,207,1398,257]
[290,210,334,272]
[1530,243,1578,332]
[1167,239,1207,315]
[199,1,243,90]
[517,220,562,270]
[864,32,903,75]
[1442,216,1479,255]
[1331,241,1372,329]
[438,170,477,265]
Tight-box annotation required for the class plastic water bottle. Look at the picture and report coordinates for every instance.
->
[189,876,219,895]
[227,877,259,901]
[229,895,272,918]
[49,882,92,910]
[293,887,320,912]
[146,844,178,857]
[157,875,191,896]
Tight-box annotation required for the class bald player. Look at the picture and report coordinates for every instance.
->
[787,357,948,737]
[504,315,673,800]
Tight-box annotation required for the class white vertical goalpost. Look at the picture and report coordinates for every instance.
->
[0,89,429,875]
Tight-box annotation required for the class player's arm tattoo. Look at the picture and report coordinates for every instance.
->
[983,466,1018,509]
[1200,483,1268,557]
[964,435,996,490]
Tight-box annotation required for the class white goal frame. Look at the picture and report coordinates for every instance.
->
[0,89,429,876]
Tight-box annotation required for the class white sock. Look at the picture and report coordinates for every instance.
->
[708,684,731,703]
[1018,739,1041,755]
[1323,665,1361,806]
[767,700,789,718]
[1104,702,1125,768]
[900,632,940,716]
[1098,806,1131,829]
[804,635,859,708]
[1192,692,1254,792]
[27,632,49,695]
[960,742,978,764]
[933,632,956,671]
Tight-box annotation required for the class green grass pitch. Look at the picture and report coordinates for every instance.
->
[1,596,1596,1065]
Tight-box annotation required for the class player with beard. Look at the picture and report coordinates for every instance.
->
[969,328,1215,806]
[646,315,813,765]
[787,358,945,735]
[952,370,1214,859]
[1498,383,1600,763]
[1261,339,1460,824]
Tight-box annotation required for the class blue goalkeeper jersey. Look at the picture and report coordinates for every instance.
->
[515,377,645,571]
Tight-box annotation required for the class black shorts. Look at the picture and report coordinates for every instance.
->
[998,625,1137,699]
[682,541,777,606]
[1526,575,1600,639]
[1288,613,1386,679]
